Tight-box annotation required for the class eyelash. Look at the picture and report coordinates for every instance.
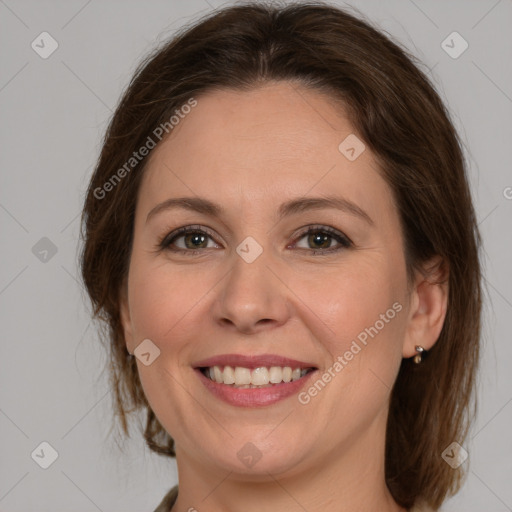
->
[158,224,353,256]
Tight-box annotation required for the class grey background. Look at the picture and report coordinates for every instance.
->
[0,0,511,510]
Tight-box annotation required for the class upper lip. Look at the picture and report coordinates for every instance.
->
[193,353,317,370]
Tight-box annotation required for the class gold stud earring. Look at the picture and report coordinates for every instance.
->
[413,345,425,364]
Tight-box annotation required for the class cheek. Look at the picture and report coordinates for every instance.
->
[291,256,408,412]
[300,269,406,402]
[125,262,210,425]
[127,259,212,343]
[292,257,405,345]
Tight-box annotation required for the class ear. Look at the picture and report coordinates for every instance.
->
[402,256,449,359]
[119,282,135,355]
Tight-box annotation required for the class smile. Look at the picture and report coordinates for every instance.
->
[193,354,318,407]
[200,365,313,387]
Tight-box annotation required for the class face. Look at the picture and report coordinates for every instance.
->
[121,81,418,479]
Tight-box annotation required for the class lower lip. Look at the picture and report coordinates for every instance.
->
[195,369,317,407]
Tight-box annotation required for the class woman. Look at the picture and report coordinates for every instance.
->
[80,2,482,511]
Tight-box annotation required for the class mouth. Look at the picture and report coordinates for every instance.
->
[193,354,318,407]
[199,365,314,387]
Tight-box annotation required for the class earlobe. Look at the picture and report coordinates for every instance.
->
[402,257,449,359]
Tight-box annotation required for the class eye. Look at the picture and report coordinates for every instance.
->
[159,225,220,254]
[292,225,352,254]
[158,224,352,256]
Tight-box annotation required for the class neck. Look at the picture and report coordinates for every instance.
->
[171,410,406,512]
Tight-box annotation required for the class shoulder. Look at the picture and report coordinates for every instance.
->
[152,485,179,512]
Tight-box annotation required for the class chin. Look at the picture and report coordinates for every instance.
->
[194,433,315,479]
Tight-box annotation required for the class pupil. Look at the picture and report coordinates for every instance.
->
[309,232,330,249]
[186,233,206,248]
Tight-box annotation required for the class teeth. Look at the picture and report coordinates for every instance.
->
[203,365,312,387]
[269,366,282,384]
[223,365,235,384]
[214,366,223,383]
[292,368,301,381]
[234,367,252,385]
[251,367,269,385]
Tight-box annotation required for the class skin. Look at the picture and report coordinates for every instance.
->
[120,81,448,512]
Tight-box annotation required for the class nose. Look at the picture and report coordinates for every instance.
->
[212,248,291,334]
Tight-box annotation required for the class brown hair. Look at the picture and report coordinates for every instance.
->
[80,1,482,508]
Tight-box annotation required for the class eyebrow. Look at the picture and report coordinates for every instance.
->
[146,195,373,225]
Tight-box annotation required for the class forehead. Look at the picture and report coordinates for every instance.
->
[138,82,393,222]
